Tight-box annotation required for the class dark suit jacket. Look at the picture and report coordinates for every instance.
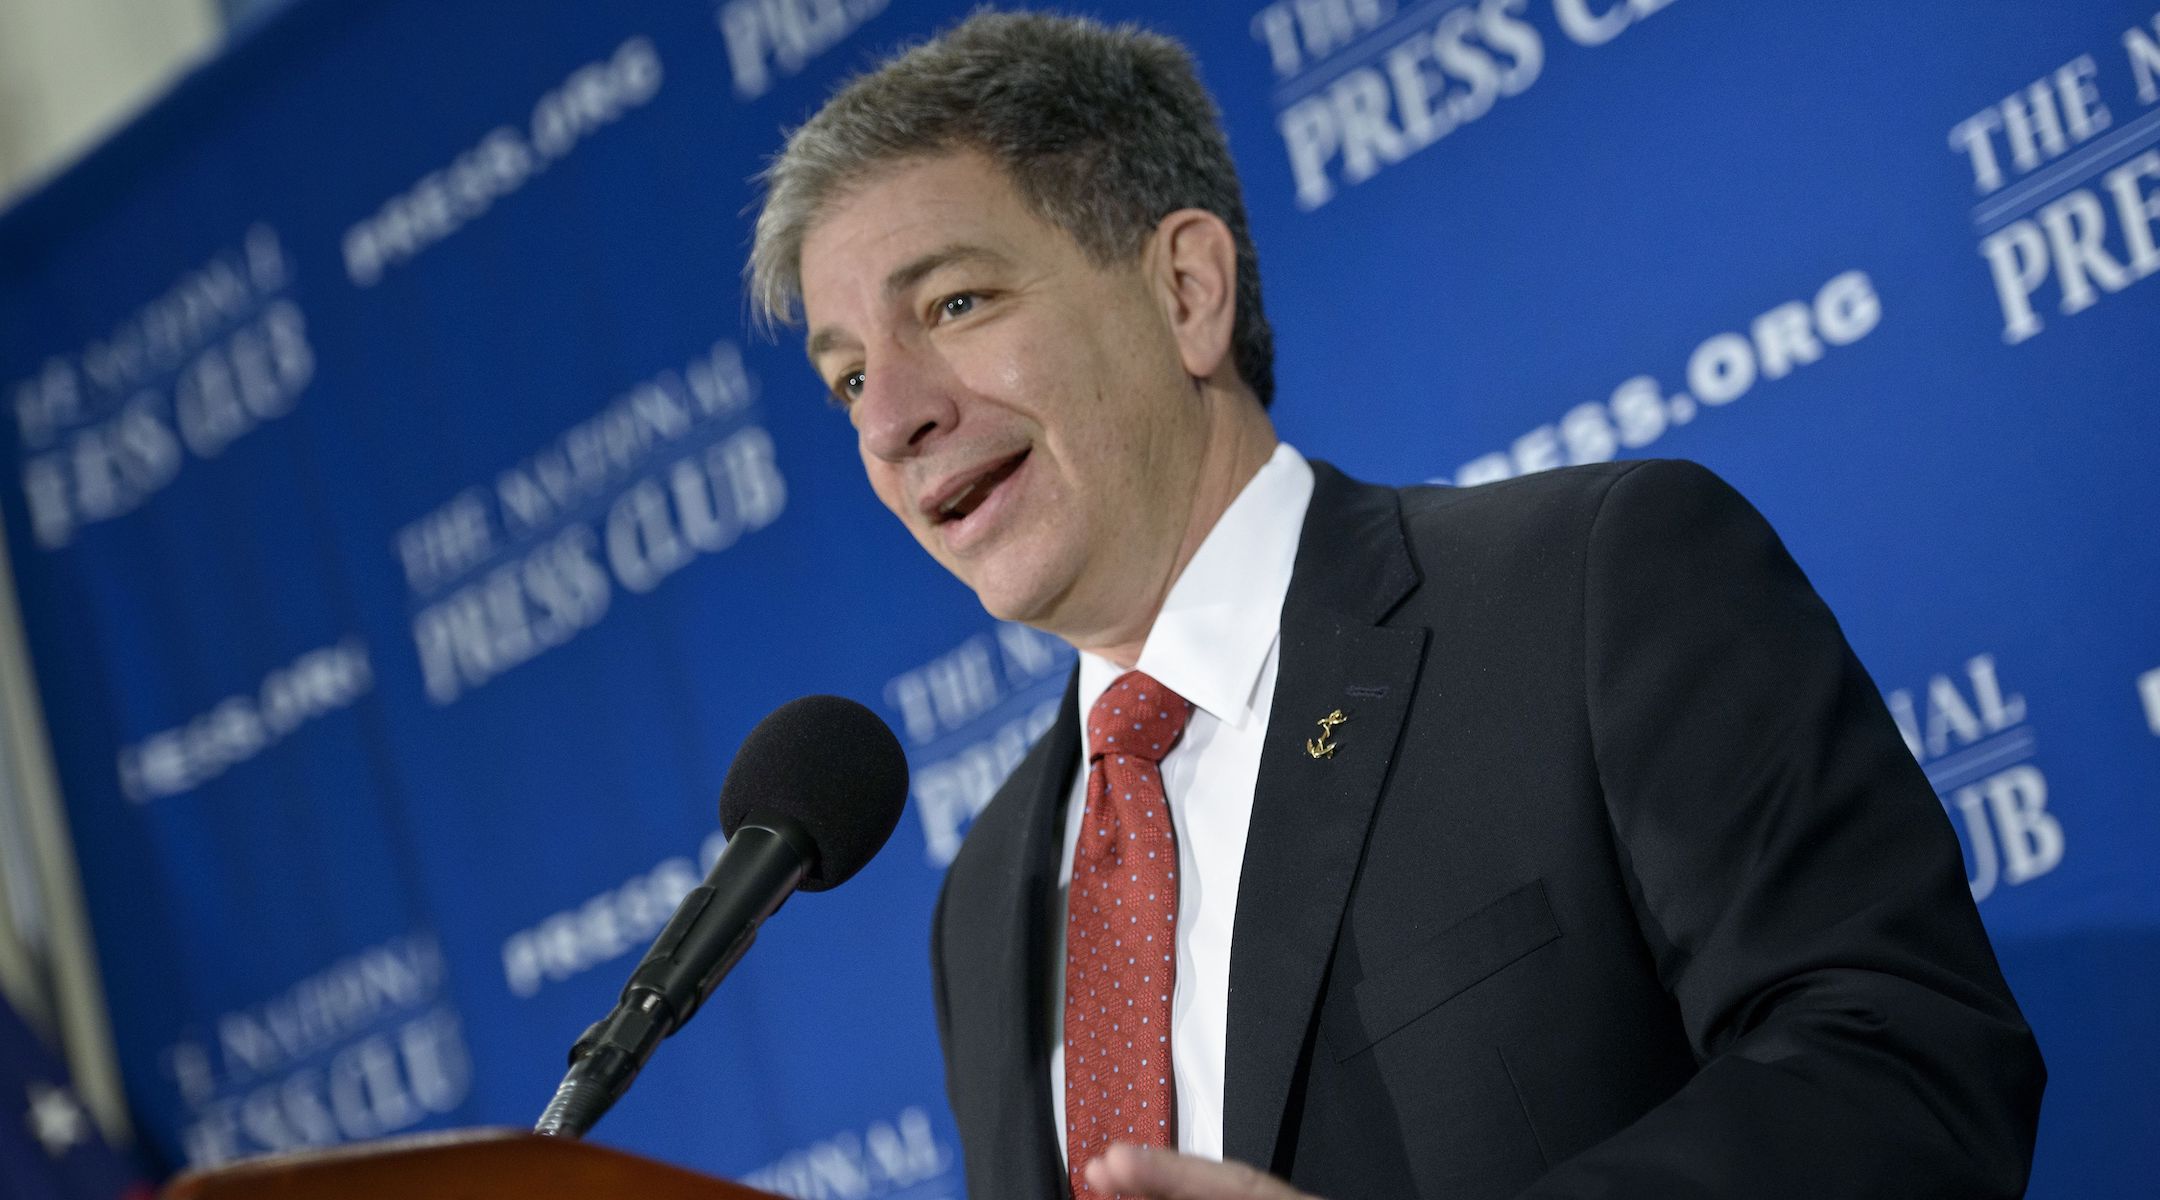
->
[930,459,2043,1199]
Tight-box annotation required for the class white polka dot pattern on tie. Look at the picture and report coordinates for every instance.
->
[1066,670,1191,1200]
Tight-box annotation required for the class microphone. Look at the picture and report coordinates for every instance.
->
[534,695,909,1138]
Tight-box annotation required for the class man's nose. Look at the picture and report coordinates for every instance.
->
[856,346,959,462]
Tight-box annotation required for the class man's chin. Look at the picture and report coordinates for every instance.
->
[972,586,1052,627]
[963,569,1067,632]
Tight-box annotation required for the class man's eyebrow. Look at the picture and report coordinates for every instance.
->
[804,243,1011,364]
[885,242,1009,298]
[805,325,851,365]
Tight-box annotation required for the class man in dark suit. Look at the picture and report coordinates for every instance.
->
[747,11,2043,1199]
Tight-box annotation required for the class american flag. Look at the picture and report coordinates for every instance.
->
[1,993,152,1200]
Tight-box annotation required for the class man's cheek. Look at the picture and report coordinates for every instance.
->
[863,466,910,522]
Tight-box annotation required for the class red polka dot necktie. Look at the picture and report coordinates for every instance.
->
[1065,670,1193,1199]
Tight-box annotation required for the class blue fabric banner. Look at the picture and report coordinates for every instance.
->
[0,1,2153,1196]
[1,992,152,1200]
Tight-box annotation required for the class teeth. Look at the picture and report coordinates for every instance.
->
[939,484,976,517]
[937,456,1015,520]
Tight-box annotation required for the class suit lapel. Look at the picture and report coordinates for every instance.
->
[1222,464,1427,1171]
[973,672,1079,1200]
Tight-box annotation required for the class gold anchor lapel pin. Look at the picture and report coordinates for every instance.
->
[1306,709,1347,759]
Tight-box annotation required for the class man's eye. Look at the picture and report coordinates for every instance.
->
[830,370,865,409]
[938,294,977,320]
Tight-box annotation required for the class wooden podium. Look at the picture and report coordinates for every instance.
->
[161,1128,784,1200]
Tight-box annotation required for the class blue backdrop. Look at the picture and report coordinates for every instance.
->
[1,1,2154,1196]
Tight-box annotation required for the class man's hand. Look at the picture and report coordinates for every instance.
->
[1083,1144,1325,1200]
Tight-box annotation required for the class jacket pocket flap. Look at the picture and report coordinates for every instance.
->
[1330,878,1560,1060]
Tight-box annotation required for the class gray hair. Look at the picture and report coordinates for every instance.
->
[747,9,1276,408]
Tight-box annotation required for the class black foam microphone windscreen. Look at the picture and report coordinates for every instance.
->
[717,694,909,891]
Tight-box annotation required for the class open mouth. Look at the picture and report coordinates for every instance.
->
[935,449,1030,525]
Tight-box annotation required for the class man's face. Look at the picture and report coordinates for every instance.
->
[799,151,1210,638]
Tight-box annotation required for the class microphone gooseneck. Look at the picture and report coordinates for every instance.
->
[535,696,908,1138]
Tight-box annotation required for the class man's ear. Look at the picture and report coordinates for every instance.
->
[1147,209,1239,384]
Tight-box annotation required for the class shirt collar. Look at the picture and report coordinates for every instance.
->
[1076,442,1315,733]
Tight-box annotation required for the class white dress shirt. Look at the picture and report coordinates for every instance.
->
[1050,442,1315,1165]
